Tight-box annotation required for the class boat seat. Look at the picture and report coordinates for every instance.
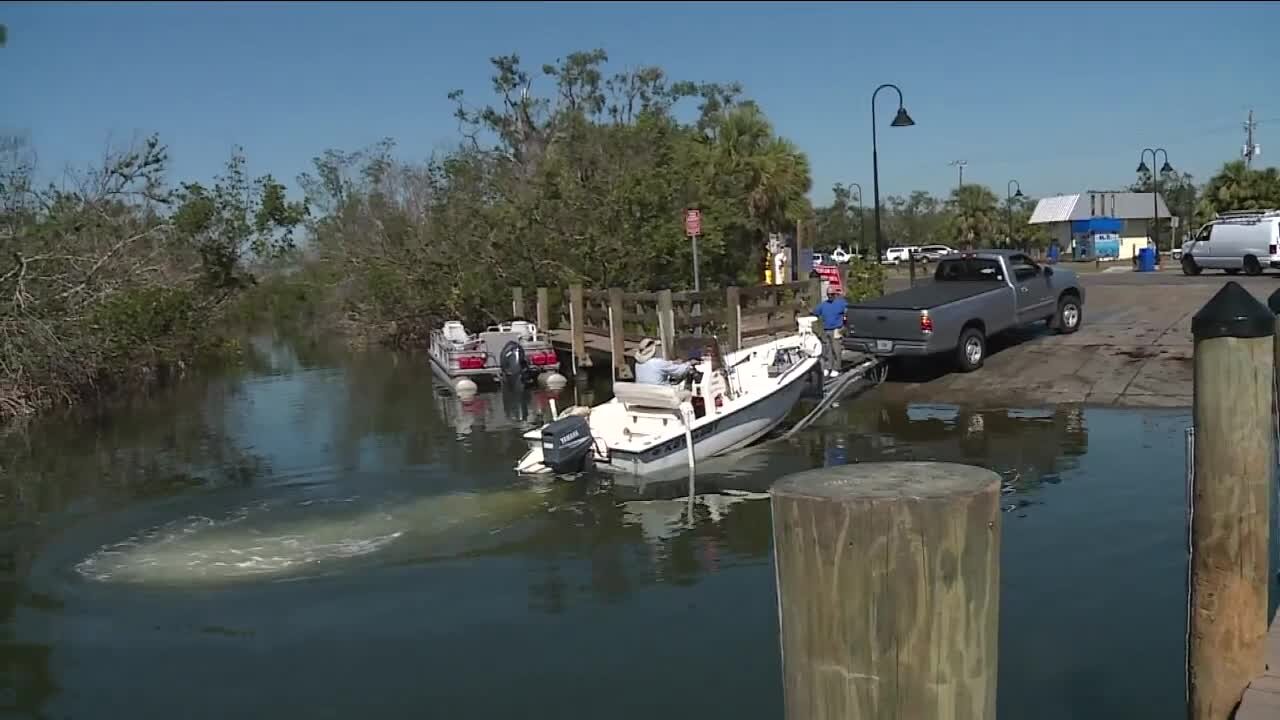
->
[442,321,471,345]
[612,382,691,412]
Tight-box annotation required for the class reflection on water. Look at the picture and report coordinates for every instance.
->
[2,334,1270,720]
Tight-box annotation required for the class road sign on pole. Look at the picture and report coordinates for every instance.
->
[685,209,702,292]
[685,209,702,237]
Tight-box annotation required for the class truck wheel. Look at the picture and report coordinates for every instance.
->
[956,327,986,373]
[1056,295,1082,334]
[1181,256,1201,276]
[1245,256,1263,276]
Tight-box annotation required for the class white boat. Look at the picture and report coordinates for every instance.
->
[430,320,565,390]
[429,321,500,386]
[515,317,824,477]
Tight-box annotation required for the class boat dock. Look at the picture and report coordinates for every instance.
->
[1237,609,1280,718]
[511,278,859,378]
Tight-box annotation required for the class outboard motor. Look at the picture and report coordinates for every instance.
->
[499,340,526,384]
[540,415,593,473]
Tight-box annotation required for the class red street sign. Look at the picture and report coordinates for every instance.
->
[685,209,702,237]
[815,264,844,294]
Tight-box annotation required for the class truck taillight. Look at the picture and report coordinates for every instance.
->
[920,311,934,335]
[1271,243,1277,255]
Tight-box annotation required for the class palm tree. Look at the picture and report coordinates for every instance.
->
[946,184,1000,249]
[1198,160,1280,220]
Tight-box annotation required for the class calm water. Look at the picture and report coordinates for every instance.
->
[1,335,1276,719]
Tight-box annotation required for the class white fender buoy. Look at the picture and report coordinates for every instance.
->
[454,378,478,397]
[542,372,568,390]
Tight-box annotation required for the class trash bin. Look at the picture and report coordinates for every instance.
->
[1137,247,1156,272]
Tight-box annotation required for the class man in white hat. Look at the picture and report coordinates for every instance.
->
[633,338,694,385]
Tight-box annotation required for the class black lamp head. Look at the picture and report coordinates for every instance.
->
[891,107,915,127]
[1013,188,1024,198]
[1136,160,1150,174]
[1160,160,1175,174]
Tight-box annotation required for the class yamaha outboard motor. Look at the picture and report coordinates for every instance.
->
[540,415,593,473]
[499,340,526,384]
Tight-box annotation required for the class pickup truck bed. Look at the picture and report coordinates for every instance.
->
[852,281,1006,311]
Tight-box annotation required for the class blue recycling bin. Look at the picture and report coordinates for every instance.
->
[1137,247,1156,272]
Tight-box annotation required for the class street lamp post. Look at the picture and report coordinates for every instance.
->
[847,182,864,253]
[1006,179,1024,251]
[1136,148,1173,254]
[870,83,915,272]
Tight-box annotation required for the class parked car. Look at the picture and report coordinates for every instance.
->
[830,247,853,264]
[843,250,1084,372]
[1180,209,1280,276]
[812,252,827,266]
[910,244,956,263]
[882,246,919,265]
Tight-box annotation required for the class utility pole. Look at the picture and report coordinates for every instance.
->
[1243,109,1261,168]
[949,160,967,190]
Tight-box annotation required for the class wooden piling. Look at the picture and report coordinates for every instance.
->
[657,289,675,360]
[771,462,1002,720]
[1187,281,1275,720]
[512,286,524,319]
[569,284,590,369]
[808,276,822,309]
[536,287,549,332]
[725,286,741,352]
[608,287,631,381]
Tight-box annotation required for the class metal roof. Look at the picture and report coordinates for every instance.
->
[1029,191,1171,224]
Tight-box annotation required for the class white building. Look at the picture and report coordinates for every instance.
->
[1030,190,1172,260]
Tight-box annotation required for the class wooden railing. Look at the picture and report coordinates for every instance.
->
[515,277,831,378]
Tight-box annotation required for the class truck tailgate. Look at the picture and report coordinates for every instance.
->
[846,306,930,341]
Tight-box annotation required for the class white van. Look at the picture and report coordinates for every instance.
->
[1181,210,1280,276]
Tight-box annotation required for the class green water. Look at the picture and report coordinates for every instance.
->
[1,334,1273,718]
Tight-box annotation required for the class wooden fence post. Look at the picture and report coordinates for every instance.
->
[608,287,631,381]
[725,286,741,352]
[512,287,524,319]
[1187,281,1274,720]
[657,289,675,360]
[771,462,1001,720]
[808,276,822,309]
[569,284,590,369]
[536,287,550,332]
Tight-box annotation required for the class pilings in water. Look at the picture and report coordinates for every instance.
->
[608,287,631,381]
[1187,281,1275,720]
[770,462,1002,720]
[569,283,590,372]
[536,287,549,333]
[512,286,524,319]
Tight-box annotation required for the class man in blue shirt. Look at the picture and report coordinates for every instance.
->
[633,338,694,385]
[812,286,848,378]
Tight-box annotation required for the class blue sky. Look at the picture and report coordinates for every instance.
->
[4,1,1278,205]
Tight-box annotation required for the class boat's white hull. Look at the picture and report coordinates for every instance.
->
[598,360,814,475]
[515,355,819,477]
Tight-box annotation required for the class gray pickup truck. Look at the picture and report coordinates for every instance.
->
[842,250,1084,372]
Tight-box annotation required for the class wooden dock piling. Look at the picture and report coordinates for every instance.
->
[725,286,741,352]
[608,287,631,380]
[1187,281,1275,720]
[512,286,524,319]
[657,290,675,359]
[536,287,549,332]
[771,462,1002,720]
[569,284,590,370]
